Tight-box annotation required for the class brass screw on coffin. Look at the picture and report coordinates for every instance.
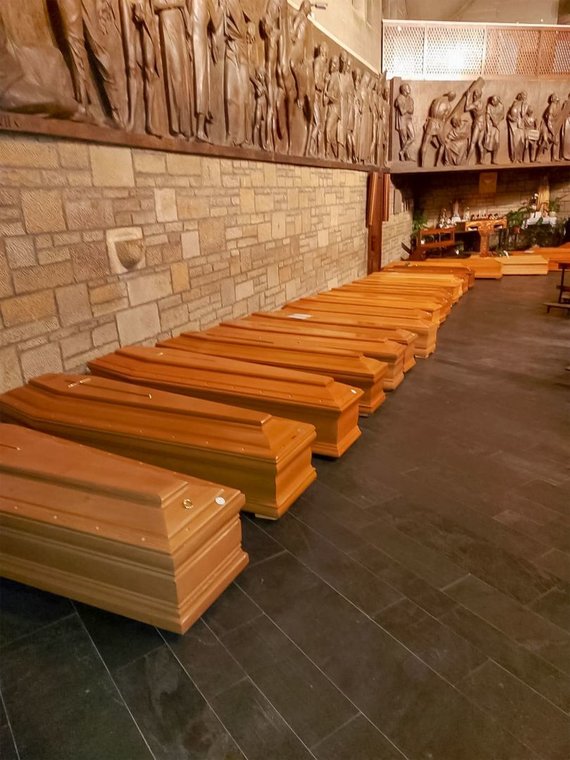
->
[183,499,193,510]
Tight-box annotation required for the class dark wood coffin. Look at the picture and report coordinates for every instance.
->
[282,301,438,357]
[0,424,248,634]
[247,312,418,371]
[160,333,387,415]
[89,346,362,458]
[0,374,316,520]
[206,323,406,390]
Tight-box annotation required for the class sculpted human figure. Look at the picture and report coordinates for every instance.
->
[252,66,268,149]
[191,0,223,141]
[289,0,311,100]
[394,82,414,161]
[420,91,456,166]
[465,86,485,163]
[506,91,527,163]
[380,86,390,165]
[444,115,469,166]
[344,58,357,162]
[307,41,328,157]
[356,71,372,163]
[539,93,561,161]
[260,0,286,150]
[369,79,380,165]
[337,51,351,161]
[352,67,363,162]
[483,95,504,164]
[56,0,128,127]
[223,0,251,146]
[153,0,192,138]
[244,21,257,146]
[523,105,539,163]
[324,54,341,159]
[561,92,570,161]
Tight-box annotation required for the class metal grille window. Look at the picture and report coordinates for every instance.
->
[383,20,570,79]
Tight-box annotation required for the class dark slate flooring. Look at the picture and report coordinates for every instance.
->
[1,274,569,760]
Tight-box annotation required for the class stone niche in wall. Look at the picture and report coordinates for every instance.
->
[389,76,570,173]
[0,0,385,170]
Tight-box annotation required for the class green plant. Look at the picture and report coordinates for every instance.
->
[412,210,428,234]
[505,205,532,231]
[548,197,561,214]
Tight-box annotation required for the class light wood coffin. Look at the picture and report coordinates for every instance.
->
[441,255,503,279]
[342,281,459,306]
[160,333,387,415]
[291,293,443,325]
[322,289,449,323]
[0,374,317,520]
[358,271,464,301]
[248,312,418,371]
[283,301,438,357]
[205,323,406,390]
[0,424,248,634]
[532,244,570,271]
[385,262,475,289]
[498,254,549,276]
[88,346,362,458]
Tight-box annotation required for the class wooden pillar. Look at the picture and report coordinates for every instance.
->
[366,171,386,273]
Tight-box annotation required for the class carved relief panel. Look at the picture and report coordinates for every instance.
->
[0,0,384,169]
[389,77,570,172]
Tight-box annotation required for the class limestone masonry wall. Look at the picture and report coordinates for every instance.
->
[0,133,368,393]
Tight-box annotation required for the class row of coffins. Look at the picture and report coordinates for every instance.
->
[0,266,472,633]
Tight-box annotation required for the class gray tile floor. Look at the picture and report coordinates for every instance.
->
[1,273,569,759]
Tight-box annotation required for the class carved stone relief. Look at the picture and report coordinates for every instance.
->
[0,0,383,168]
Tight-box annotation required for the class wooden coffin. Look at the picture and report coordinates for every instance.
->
[204,324,406,390]
[385,262,475,289]
[0,374,317,520]
[442,255,503,279]
[280,304,437,358]
[499,254,549,276]
[360,271,464,300]
[344,280,459,305]
[248,312,418,371]
[324,288,450,322]
[0,424,248,634]
[292,293,444,325]
[532,244,570,271]
[160,333,387,415]
[89,346,362,459]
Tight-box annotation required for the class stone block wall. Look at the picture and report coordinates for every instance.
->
[0,133,368,393]
[381,210,413,267]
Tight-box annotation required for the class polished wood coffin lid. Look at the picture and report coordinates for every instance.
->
[0,424,248,633]
[320,289,448,323]
[280,304,437,358]
[344,280,458,306]
[160,332,387,415]
[88,346,363,458]
[354,273,463,301]
[242,313,417,372]
[0,374,317,520]
[206,323,406,390]
[287,295,439,325]
[385,262,475,289]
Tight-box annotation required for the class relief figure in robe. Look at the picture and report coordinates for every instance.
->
[506,91,527,163]
[394,82,414,161]
[444,115,469,166]
[307,41,328,158]
[560,93,570,161]
[380,86,390,166]
[465,86,485,163]
[260,0,287,150]
[324,54,341,159]
[483,95,504,164]
[153,0,193,138]
[191,0,223,141]
[351,67,363,163]
[357,70,372,163]
[252,66,268,149]
[336,51,351,161]
[523,106,539,163]
[56,0,128,127]
[419,90,456,167]
[538,93,560,161]
[222,0,251,146]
